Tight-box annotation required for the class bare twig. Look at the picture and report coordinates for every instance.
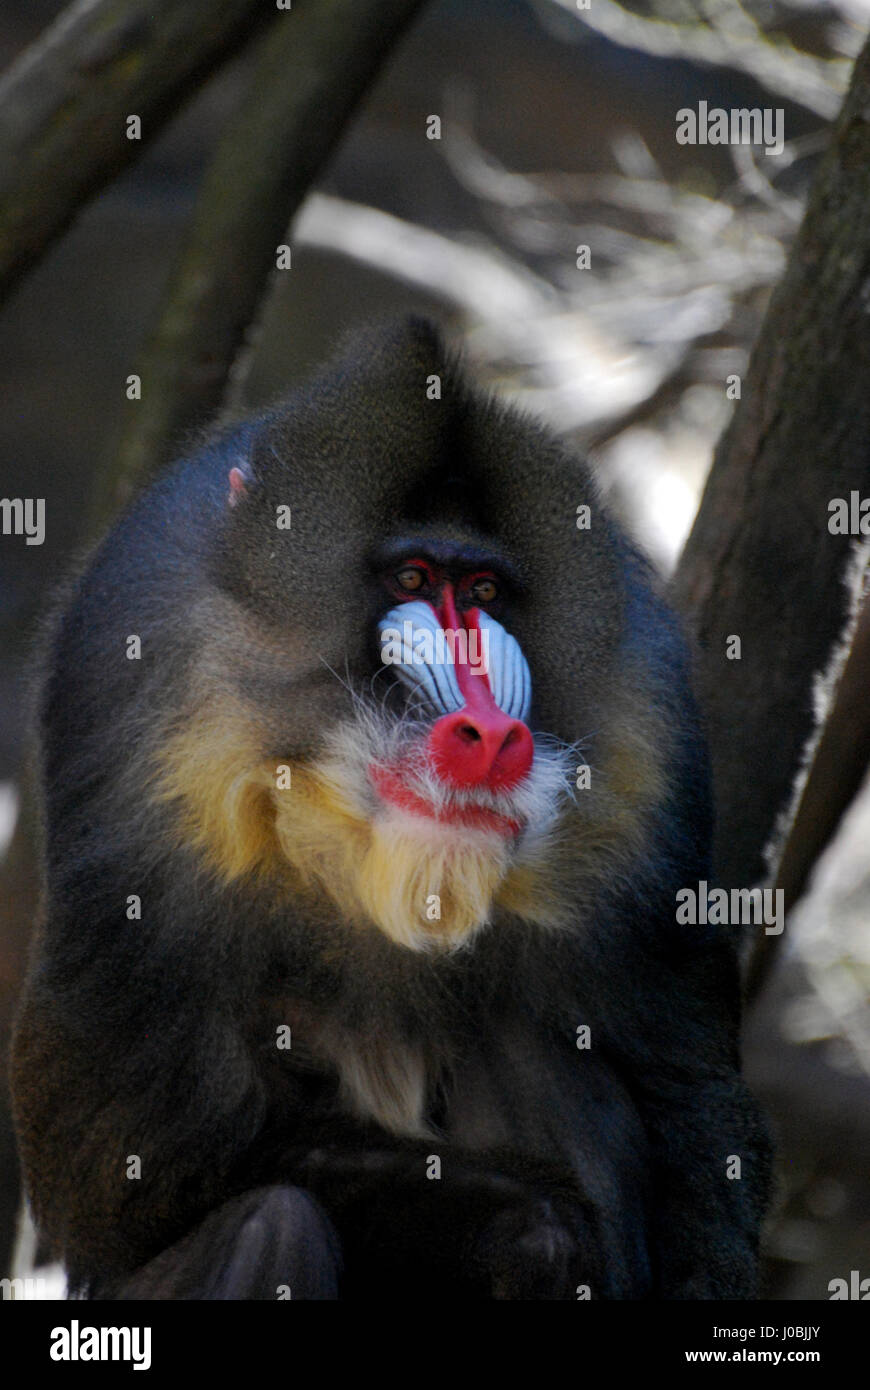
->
[547,0,847,119]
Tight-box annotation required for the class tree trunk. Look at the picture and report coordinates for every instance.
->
[674,31,870,892]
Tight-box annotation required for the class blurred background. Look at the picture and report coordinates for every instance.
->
[1,0,869,1298]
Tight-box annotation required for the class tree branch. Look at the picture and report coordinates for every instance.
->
[674,31,870,890]
[746,568,870,1001]
[0,0,268,304]
[548,0,846,120]
[94,0,427,526]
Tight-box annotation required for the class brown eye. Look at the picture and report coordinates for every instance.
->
[471,577,498,604]
[396,566,426,593]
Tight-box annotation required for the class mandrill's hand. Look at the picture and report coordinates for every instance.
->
[286,1138,593,1299]
[470,1196,596,1300]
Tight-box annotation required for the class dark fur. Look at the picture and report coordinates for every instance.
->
[11,318,770,1299]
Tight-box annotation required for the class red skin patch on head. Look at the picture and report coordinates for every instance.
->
[425,586,534,791]
[369,765,522,838]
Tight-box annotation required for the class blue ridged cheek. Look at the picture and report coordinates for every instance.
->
[377,600,532,721]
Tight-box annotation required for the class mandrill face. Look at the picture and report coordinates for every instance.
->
[155,319,664,957]
[269,564,574,953]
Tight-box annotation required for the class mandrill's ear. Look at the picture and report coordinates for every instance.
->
[227,461,254,509]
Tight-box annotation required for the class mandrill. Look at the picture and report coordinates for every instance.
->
[12,317,770,1300]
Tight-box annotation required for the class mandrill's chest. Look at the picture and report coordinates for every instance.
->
[259,987,596,1157]
[261,990,456,1138]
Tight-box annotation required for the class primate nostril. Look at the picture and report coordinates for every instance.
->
[459,724,481,743]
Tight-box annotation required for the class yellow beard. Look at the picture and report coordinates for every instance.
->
[152,705,518,950]
[271,767,512,951]
[152,693,656,953]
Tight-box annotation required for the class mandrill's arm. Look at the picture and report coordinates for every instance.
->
[605,937,771,1299]
[11,897,271,1295]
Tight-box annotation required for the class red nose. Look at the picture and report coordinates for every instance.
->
[428,705,534,790]
[422,586,534,792]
